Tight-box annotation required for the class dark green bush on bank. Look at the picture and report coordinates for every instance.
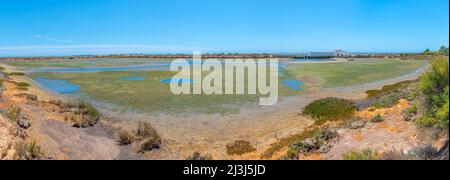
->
[416,58,449,128]
[303,97,357,125]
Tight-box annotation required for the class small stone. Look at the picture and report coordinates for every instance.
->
[18,117,31,129]
[350,120,366,129]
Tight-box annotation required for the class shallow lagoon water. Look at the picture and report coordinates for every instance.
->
[283,80,305,91]
[34,77,80,94]
[119,77,145,81]
[160,78,194,84]
[31,62,171,73]
[30,60,285,73]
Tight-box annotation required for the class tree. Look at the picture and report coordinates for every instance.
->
[439,46,449,56]
[424,48,432,55]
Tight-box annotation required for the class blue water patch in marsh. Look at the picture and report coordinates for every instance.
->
[283,80,305,91]
[160,78,194,84]
[34,77,80,94]
[119,77,145,81]
[31,62,171,73]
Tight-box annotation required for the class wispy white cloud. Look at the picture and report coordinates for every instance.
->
[29,34,75,43]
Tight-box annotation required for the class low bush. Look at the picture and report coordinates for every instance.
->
[303,98,357,125]
[15,82,30,87]
[7,106,22,123]
[261,128,319,158]
[186,152,213,160]
[226,140,256,156]
[118,131,134,145]
[59,101,101,128]
[8,72,25,76]
[366,80,416,98]
[136,121,161,152]
[286,127,338,159]
[370,114,384,123]
[381,149,412,160]
[409,144,438,160]
[15,141,44,160]
[343,148,379,160]
[372,94,400,109]
[415,115,439,128]
[416,58,449,129]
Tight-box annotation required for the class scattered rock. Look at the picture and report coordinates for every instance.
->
[139,137,161,152]
[350,120,366,129]
[18,117,31,129]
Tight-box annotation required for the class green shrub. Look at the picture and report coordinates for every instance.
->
[407,103,418,115]
[286,127,338,159]
[118,131,134,145]
[140,136,161,151]
[261,128,319,158]
[409,144,438,160]
[136,121,159,138]
[136,121,161,152]
[7,105,22,123]
[8,72,25,76]
[16,86,28,91]
[303,98,356,125]
[366,80,416,98]
[372,94,400,109]
[15,141,44,160]
[370,114,384,123]
[381,149,412,160]
[226,140,256,155]
[72,101,100,128]
[15,82,30,87]
[415,115,439,128]
[186,152,213,160]
[417,58,449,129]
[343,148,379,160]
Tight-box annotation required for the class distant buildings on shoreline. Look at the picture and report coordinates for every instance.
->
[0,50,445,61]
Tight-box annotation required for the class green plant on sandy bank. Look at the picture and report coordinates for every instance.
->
[380,144,440,160]
[186,152,213,160]
[370,114,384,123]
[226,140,257,156]
[343,148,379,160]
[372,91,411,109]
[6,105,22,123]
[13,82,30,91]
[285,127,338,159]
[415,58,449,129]
[136,121,161,152]
[49,100,100,128]
[118,131,134,146]
[15,82,30,87]
[302,98,357,125]
[8,72,25,76]
[261,128,319,159]
[366,80,417,98]
[15,141,45,160]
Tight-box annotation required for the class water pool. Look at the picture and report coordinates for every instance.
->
[34,77,81,94]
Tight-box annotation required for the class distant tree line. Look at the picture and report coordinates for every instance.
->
[424,46,449,56]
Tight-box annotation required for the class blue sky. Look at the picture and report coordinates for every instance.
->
[0,0,449,56]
